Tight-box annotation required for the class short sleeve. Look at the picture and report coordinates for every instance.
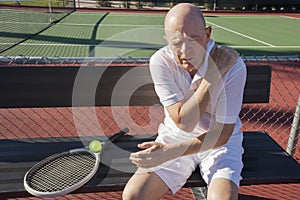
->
[215,58,247,124]
[149,50,185,107]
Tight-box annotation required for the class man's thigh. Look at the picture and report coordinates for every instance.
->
[199,132,244,187]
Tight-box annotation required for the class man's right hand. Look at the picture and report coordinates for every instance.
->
[205,45,239,84]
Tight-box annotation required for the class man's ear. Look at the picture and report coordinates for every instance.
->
[163,35,168,42]
[205,26,212,39]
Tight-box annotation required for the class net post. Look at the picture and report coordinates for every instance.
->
[48,0,53,23]
[287,93,300,156]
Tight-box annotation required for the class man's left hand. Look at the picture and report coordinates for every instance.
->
[129,141,177,168]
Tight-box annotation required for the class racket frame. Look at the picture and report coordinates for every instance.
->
[24,148,100,197]
[23,128,128,197]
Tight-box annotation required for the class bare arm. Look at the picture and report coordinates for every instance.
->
[130,123,235,168]
[167,79,212,132]
[167,45,239,132]
[180,122,234,155]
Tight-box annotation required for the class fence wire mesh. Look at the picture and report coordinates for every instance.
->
[0,56,299,161]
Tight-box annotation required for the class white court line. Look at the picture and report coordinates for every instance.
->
[74,12,164,17]
[0,21,163,27]
[281,16,300,20]
[205,16,277,18]
[59,23,163,27]
[2,43,300,48]
[207,21,276,47]
[109,14,164,17]
[0,43,163,48]
[231,46,300,48]
[0,21,49,25]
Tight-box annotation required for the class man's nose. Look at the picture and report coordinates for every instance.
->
[177,43,187,59]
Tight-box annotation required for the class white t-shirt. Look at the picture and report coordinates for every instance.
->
[149,39,247,137]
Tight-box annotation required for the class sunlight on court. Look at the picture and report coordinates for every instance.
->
[1,11,299,57]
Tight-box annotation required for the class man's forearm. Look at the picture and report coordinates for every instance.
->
[179,123,234,156]
[129,123,234,168]
[177,79,212,132]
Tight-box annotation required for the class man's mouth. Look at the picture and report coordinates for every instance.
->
[180,59,192,68]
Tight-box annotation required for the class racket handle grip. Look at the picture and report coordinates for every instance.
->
[108,128,129,142]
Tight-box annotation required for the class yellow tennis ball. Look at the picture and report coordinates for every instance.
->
[88,140,102,152]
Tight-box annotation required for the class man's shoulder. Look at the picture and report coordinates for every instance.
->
[149,46,180,77]
[225,57,247,81]
[150,46,172,61]
[230,57,246,74]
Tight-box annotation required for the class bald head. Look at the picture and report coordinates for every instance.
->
[165,3,206,34]
[164,3,212,72]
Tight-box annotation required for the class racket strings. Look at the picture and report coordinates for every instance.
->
[26,151,97,192]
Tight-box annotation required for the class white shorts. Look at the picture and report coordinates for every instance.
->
[151,124,244,194]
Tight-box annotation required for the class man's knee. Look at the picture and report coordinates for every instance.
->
[207,179,239,200]
[123,182,159,200]
[207,189,237,200]
[122,185,145,200]
[123,171,169,200]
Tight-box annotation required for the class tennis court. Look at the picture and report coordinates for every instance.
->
[1,5,300,200]
[1,10,300,57]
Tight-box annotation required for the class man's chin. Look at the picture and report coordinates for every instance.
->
[181,62,194,70]
[179,63,197,75]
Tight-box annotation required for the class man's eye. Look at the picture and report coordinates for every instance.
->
[171,39,182,46]
[187,37,200,43]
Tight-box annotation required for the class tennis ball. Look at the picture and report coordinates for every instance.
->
[88,140,102,152]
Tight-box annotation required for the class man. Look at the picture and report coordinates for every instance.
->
[123,3,246,200]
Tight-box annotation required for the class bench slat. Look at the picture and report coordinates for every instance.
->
[0,65,271,108]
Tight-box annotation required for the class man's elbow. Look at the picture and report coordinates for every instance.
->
[177,123,194,133]
[213,123,235,148]
[215,136,230,147]
[173,118,195,133]
[174,114,200,132]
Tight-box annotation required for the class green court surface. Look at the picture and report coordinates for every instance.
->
[1,11,299,57]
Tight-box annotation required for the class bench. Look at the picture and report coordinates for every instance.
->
[1,64,300,198]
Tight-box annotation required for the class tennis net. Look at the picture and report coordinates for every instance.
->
[0,0,76,53]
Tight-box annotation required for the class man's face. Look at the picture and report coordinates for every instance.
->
[165,24,211,76]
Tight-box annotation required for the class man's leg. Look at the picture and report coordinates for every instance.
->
[122,168,170,200]
[200,132,243,200]
[207,178,239,200]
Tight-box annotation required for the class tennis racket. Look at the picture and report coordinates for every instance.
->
[24,128,129,198]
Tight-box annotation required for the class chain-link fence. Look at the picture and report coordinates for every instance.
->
[240,56,300,160]
[0,56,299,161]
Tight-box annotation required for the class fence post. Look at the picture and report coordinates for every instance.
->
[213,0,217,11]
[287,93,300,156]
